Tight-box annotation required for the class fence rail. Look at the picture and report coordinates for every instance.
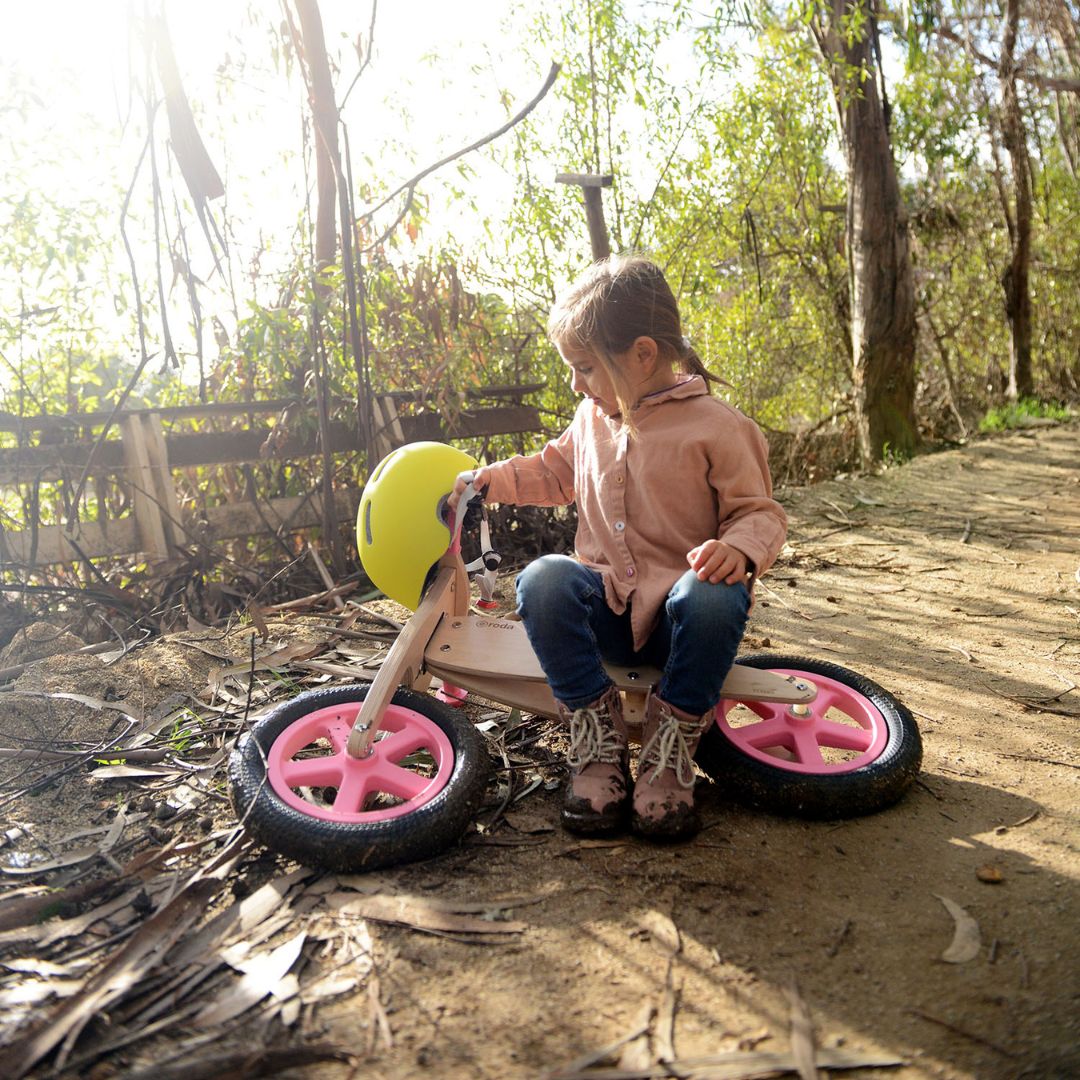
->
[0,389,543,568]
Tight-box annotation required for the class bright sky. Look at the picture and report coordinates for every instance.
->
[1,0,542,376]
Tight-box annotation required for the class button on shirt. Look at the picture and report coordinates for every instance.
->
[484,375,788,650]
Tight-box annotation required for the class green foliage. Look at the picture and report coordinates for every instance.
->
[880,440,914,467]
[0,71,133,422]
[3,0,1079,578]
[978,398,1072,433]
[893,7,1080,433]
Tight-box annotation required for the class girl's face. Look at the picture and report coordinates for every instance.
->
[559,344,619,416]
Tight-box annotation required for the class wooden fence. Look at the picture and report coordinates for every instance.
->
[0,388,543,568]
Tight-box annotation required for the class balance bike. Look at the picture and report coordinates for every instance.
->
[229,482,922,872]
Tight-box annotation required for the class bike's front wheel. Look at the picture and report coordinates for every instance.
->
[229,685,490,872]
[695,654,921,818]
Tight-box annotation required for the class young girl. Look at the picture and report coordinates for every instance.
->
[449,256,787,841]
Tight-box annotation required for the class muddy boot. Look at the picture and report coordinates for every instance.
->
[558,685,631,836]
[632,695,713,841]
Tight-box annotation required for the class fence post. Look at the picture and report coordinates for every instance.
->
[120,414,171,558]
[143,413,184,549]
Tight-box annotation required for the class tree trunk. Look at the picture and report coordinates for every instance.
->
[1046,0,1080,177]
[1000,0,1035,400]
[294,0,340,278]
[812,1,918,465]
[292,0,346,570]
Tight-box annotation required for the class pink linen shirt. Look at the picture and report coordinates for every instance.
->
[484,374,787,650]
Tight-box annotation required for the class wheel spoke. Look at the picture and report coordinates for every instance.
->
[790,728,826,767]
[376,764,432,801]
[375,727,432,763]
[738,717,795,752]
[332,765,371,814]
[804,688,838,716]
[324,720,353,755]
[278,754,343,789]
[740,699,777,721]
[816,720,874,753]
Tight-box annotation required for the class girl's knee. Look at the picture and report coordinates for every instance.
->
[516,554,588,612]
[668,571,750,626]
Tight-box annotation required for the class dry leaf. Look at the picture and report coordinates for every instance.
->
[326,893,525,935]
[6,877,219,1077]
[1,846,99,876]
[332,879,555,915]
[168,867,311,969]
[38,887,147,948]
[8,690,142,724]
[0,978,84,1008]
[546,1047,902,1080]
[194,930,307,1027]
[301,972,362,1003]
[654,967,678,1063]
[503,810,556,834]
[784,979,820,1080]
[366,975,394,1054]
[638,910,681,956]
[247,601,270,640]
[273,973,302,1026]
[3,958,84,978]
[976,864,1005,884]
[89,764,183,780]
[935,894,981,963]
[208,642,325,690]
[617,1002,657,1071]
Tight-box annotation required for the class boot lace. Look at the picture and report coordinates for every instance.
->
[566,704,624,767]
[639,702,699,788]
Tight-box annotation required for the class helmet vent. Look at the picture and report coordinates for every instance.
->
[369,449,397,484]
[364,502,374,546]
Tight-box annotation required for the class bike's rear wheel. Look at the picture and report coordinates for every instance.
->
[696,655,921,818]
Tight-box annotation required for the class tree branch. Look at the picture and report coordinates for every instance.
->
[340,0,378,110]
[359,61,561,223]
[937,25,1080,92]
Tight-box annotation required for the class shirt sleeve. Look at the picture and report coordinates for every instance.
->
[484,423,577,508]
[710,419,787,576]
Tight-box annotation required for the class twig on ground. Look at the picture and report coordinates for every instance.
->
[306,542,345,611]
[907,1008,1016,1057]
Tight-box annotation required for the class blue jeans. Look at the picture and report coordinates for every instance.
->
[515,554,750,716]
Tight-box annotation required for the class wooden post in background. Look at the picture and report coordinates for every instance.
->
[142,413,183,550]
[556,172,614,261]
[120,413,182,558]
[120,416,169,558]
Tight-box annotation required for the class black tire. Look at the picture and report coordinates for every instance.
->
[229,685,491,872]
[695,654,922,818]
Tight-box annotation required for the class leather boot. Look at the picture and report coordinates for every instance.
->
[632,694,713,840]
[557,685,631,835]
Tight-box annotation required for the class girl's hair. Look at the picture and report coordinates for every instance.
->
[547,254,718,429]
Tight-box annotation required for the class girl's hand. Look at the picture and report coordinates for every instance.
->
[687,540,749,585]
[447,467,491,515]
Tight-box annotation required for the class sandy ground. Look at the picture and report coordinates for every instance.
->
[1,422,1078,1079]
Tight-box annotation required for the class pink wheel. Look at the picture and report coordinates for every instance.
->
[267,702,455,822]
[718,669,889,775]
[229,685,490,871]
[696,655,921,818]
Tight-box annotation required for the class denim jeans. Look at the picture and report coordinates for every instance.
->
[515,554,750,716]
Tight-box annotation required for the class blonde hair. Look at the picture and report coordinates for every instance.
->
[547,255,717,432]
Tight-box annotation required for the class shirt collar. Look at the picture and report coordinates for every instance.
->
[635,373,708,410]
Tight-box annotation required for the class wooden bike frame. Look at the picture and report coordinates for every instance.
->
[347,547,817,758]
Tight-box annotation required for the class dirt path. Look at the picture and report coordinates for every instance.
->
[2,424,1078,1079]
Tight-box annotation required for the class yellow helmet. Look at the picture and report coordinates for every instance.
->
[357,441,478,610]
